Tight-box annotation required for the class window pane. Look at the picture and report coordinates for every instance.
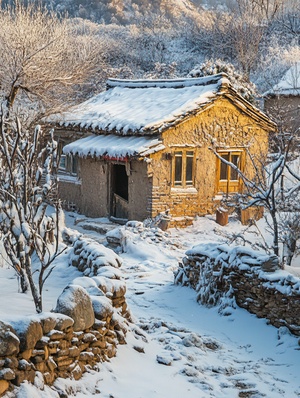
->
[174,152,182,185]
[186,152,193,185]
[220,154,229,180]
[59,154,66,170]
[230,154,240,180]
[71,156,78,175]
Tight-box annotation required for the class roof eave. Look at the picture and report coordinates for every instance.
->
[223,88,277,131]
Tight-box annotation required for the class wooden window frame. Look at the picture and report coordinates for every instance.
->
[59,153,79,176]
[70,155,78,176]
[172,150,195,188]
[216,149,244,194]
[59,154,67,171]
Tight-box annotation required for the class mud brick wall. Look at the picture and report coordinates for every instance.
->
[175,243,300,336]
[147,98,269,225]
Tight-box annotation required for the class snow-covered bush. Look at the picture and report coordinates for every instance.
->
[188,59,258,104]
[144,62,178,79]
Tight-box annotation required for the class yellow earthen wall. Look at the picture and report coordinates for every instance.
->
[148,97,270,219]
[127,160,152,220]
[80,159,109,217]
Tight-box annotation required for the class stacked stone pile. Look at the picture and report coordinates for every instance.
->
[105,220,177,251]
[175,243,300,336]
[70,236,122,275]
[0,309,124,396]
[69,236,129,319]
[0,236,129,396]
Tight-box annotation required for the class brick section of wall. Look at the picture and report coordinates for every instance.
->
[175,244,300,336]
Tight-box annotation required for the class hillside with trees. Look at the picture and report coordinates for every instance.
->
[1,0,299,100]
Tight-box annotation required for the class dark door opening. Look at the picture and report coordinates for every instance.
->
[111,164,129,220]
[113,164,128,201]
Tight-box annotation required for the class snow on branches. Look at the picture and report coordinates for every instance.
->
[0,110,65,313]
[188,59,258,104]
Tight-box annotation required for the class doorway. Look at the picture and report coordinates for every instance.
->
[111,164,129,220]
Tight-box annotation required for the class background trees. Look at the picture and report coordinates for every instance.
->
[0,3,100,124]
[1,0,295,94]
[0,2,101,312]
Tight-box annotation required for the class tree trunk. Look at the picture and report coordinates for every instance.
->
[19,268,29,293]
[270,210,281,266]
[283,236,296,266]
[25,259,43,313]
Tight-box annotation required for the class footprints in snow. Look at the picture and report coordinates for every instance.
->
[132,318,288,397]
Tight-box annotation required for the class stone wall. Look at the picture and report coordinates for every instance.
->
[175,243,300,336]
[0,237,129,396]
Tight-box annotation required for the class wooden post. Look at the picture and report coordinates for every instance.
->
[216,208,228,226]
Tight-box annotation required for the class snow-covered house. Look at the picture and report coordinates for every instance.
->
[264,62,300,132]
[53,73,275,226]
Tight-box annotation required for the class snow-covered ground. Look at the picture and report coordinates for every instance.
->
[1,213,300,398]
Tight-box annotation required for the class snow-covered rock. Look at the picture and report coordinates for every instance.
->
[54,284,95,332]
[0,321,19,356]
[70,236,122,276]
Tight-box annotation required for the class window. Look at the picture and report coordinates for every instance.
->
[59,154,67,170]
[217,150,243,193]
[173,151,194,187]
[59,154,78,176]
[174,152,183,186]
[71,155,78,175]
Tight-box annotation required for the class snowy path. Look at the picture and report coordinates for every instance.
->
[54,217,300,398]
[99,256,299,398]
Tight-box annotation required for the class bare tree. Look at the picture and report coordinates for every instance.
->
[230,0,283,21]
[0,110,66,313]
[214,126,300,267]
[0,2,99,124]
[279,211,300,266]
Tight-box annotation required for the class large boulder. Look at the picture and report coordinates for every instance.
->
[0,321,19,356]
[54,285,95,332]
[91,296,114,321]
[0,380,9,395]
[7,319,43,351]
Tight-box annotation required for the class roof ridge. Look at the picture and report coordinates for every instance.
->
[106,73,230,90]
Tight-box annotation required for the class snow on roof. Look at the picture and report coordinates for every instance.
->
[270,62,300,96]
[56,74,229,135]
[63,134,165,159]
